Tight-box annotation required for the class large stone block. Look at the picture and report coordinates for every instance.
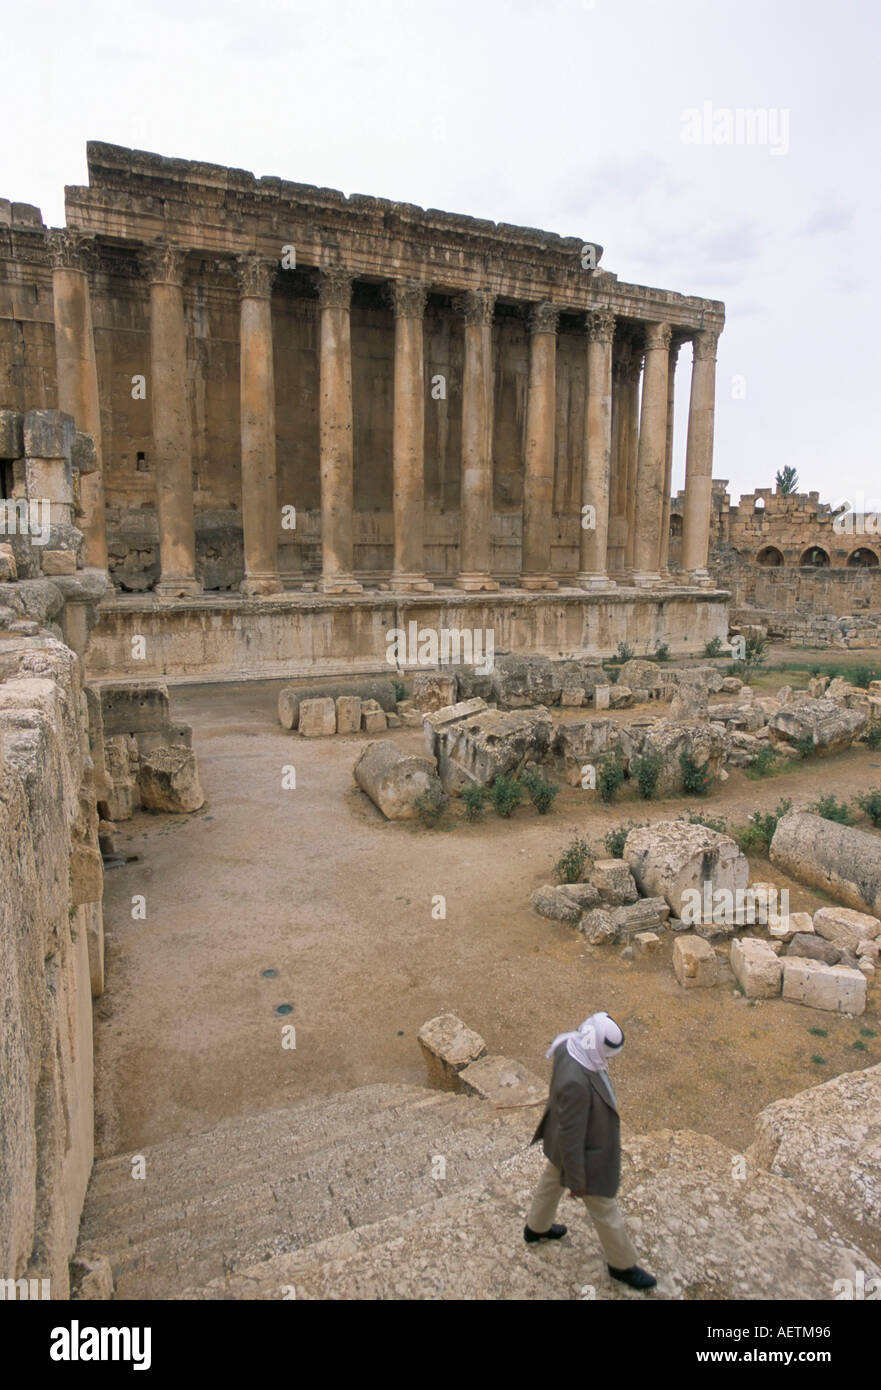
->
[299,697,337,737]
[637,721,727,796]
[411,672,458,712]
[22,409,75,461]
[137,747,204,813]
[353,740,446,820]
[278,678,397,730]
[590,858,638,906]
[782,957,867,1014]
[0,408,23,459]
[458,1055,547,1107]
[812,906,881,954]
[100,682,171,737]
[335,695,362,734]
[673,935,718,988]
[417,1013,486,1092]
[770,811,881,916]
[731,937,782,998]
[767,698,867,753]
[624,821,749,919]
[490,653,562,709]
[430,705,553,792]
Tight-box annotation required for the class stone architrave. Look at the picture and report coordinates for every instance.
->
[143,242,201,596]
[48,230,108,570]
[319,268,362,594]
[520,301,560,590]
[390,279,432,591]
[455,289,499,592]
[681,330,719,583]
[236,254,282,596]
[577,308,616,588]
[632,321,672,585]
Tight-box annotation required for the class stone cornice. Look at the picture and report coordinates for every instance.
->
[235,253,275,299]
[318,266,353,309]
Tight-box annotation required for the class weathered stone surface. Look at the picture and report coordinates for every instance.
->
[411,672,458,712]
[770,811,881,916]
[559,686,584,707]
[278,679,397,729]
[103,733,139,820]
[590,858,638,906]
[610,898,670,938]
[731,937,782,998]
[781,957,867,1014]
[786,933,841,964]
[616,659,665,699]
[669,685,708,722]
[458,1056,547,1107]
[430,705,553,792]
[422,698,489,771]
[490,653,561,709]
[69,844,103,907]
[579,908,618,943]
[138,746,205,813]
[719,676,743,694]
[768,910,813,939]
[634,930,661,953]
[558,882,601,911]
[361,699,387,733]
[768,697,867,753]
[299,697,337,737]
[747,1063,881,1232]
[594,685,610,710]
[100,681,171,736]
[636,721,726,796]
[417,1014,486,1092]
[335,695,362,734]
[353,740,446,820]
[812,906,881,954]
[608,684,633,709]
[70,1255,115,1301]
[41,549,77,576]
[554,717,627,786]
[531,884,583,924]
[624,821,748,919]
[673,934,718,988]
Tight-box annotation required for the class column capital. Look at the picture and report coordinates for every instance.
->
[456,288,495,327]
[585,308,616,344]
[236,254,276,300]
[47,229,98,274]
[143,241,188,287]
[527,301,559,336]
[388,278,427,319]
[318,266,354,310]
[644,321,673,353]
[692,329,720,362]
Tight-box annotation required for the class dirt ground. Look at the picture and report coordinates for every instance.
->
[94,652,881,1161]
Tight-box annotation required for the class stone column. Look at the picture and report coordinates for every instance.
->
[236,254,281,596]
[455,289,498,591]
[391,279,432,591]
[658,336,683,578]
[631,322,672,585]
[681,330,720,583]
[577,308,616,588]
[48,230,108,570]
[319,267,362,593]
[145,242,200,596]
[623,338,643,576]
[521,301,559,589]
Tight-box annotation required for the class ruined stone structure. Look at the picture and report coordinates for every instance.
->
[1,143,728,679]
[670,482,881,638]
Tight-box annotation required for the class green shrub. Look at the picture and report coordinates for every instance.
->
[414,785,447,828]
[680,751,713,796]
[810,1055,827,1066]
[864,724,881,750]
[793,734,815,760]
[703,636,723,658]
[813,793,853,825]
[554,835,591,884]
[598,747,626,802]
[857,790,881,827]
[679,810,728,834]
[651,641,671,663]
[747,744,779,777]
[631,747,663,800]
[521,768,559,816]
[616,641,634,663]
[392,679,406,702]
[489,774,523,818]
[461,784,486,822]
[733,798,792,853]
[849,666,876,690]
[604,820,645,858]
[604,665,620,684]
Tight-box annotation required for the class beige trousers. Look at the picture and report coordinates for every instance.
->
[527,1159,638,1269]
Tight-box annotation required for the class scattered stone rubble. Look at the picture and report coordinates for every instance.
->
[97,681,204,817]
[353,740,447,821]
[418,1013,546,1107]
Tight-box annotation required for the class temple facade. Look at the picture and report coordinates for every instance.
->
[0,143,729,678]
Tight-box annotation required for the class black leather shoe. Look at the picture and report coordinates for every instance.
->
[608,1264,657,1290]
[524,1223,567,1244]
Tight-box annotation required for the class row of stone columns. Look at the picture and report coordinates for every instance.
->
[47,234,719,594]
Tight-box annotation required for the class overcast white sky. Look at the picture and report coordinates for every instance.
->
[3,0,879,507]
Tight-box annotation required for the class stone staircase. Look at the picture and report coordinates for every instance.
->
[76,1079,881,1302]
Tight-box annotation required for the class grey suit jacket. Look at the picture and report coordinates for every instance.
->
[530,1044,622,1198]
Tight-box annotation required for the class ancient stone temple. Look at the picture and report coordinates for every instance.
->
[1,142,727,680]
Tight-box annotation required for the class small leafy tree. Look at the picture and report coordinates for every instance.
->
[521,768,559,816]
[604,820,645,858]
[554,835,592,883]
[776,466,799,496]
[631,747,663,800]
[489,774,522,818]
[813,793,853,825]
[680,750,712,795]
[616,641,634,663]
[703,636,723,658]
[461,784,486,821]
[597,747,626,803]
[856,790,881,827]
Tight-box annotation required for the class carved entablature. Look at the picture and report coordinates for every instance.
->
[47,229,98,274]
[235,254,276,299]
[692,329,720,363]
[318,266,354,309]
[644,321,673,354]
[527,301,560,336]
[585,308,616,345]
[456,289,495,327]
[142,241,189,287]
[389,278,427,319]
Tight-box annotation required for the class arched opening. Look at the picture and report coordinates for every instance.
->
[753,497,766,512]
[800,546,830,567]
[847,547,880,568]
[756,546,784,567]
[669,513,683,538]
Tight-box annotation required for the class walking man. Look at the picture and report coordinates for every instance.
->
[524,1010,656,1291]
